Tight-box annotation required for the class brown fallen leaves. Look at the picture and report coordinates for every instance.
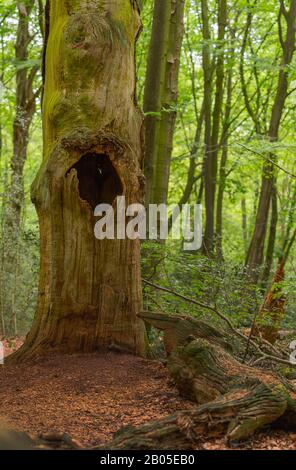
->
[0,349,193,447]
[0,339,295,450]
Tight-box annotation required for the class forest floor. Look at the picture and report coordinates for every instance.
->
[0,338,296,450]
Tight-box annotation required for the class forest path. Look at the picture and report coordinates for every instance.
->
[0,342,295,450]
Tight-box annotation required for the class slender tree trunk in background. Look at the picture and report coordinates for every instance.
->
[142,0,185,285]
[250,180,259,239]
[13,0,146,360]
[246,0,296,282]
[143,0,171,206]
[0,9,5,164]
[260,185,278,289]
[143,0,185,207]
[1,0,39,335]
[282,228,296,262]
[151,0,185,205]
[241,197,248,257]
[201,0,213,254]
[215,145,227,258]
[197,180,204,205]
[281,183,296,255]
[202,0,227,255]
[215,62,232,258]
[168,102,204,233]
[141,0,171,284]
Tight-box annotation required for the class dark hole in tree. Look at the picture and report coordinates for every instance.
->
[69,153,123,210]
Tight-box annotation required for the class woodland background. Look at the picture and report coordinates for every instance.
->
[0,0,295,342]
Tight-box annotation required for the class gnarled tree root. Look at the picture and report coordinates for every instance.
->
[102,335,296,449]
[102,383,290,450]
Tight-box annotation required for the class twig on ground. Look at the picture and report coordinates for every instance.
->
[252,355,293,367]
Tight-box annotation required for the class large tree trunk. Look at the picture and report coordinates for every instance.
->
[11,0,147,360]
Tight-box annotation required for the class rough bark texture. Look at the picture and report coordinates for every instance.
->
[103,332,296,449]
[0,429,82,450]
[101,384,290,450]
[11,0,147,360]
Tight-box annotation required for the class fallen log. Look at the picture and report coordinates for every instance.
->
[102,338,296,449]
[101,383,289,450]
[102,313,296,449]
[140,310,234,355]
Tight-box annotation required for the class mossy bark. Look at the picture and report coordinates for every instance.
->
[12,0,146,359]
[103,314,296,449]
[102,383,291,450]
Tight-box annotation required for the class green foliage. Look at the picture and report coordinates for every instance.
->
[0,0,295,337]
[141,241,262,329]
[0,1,42,335]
